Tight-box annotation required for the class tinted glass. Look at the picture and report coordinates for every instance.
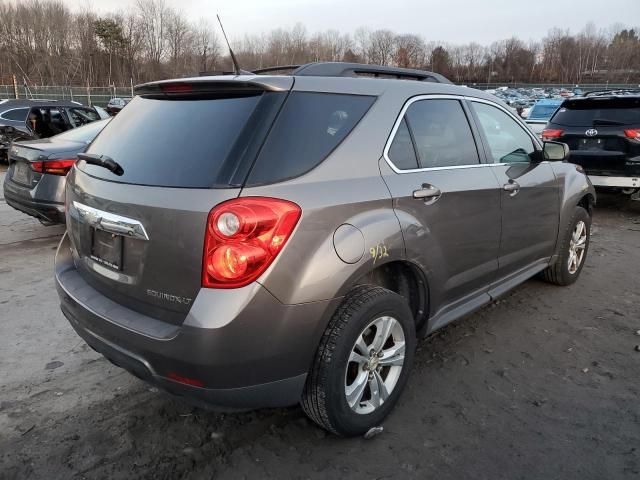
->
[54,118,109,143]
[1,108,28,121]
[472,102,535,163]
[550,98,640,126]
[247,92,375,185]
[80,95,262,187]
[68,108,100,127]
[405,99,479,168]
[529,104,560,120]
[388,118,418,169]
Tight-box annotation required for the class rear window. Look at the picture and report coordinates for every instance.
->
[79,94,267,187]
[550,98,640,126]
[246,92,375,185]
[529,104,560,120]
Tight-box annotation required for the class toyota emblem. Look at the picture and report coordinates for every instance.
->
[585,128,598,137]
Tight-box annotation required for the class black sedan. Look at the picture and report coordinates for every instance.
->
[3,118,109,224]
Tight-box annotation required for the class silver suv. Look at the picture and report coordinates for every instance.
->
[55,63,595,436]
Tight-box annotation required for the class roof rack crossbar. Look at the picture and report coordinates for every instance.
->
[288,62,451,84]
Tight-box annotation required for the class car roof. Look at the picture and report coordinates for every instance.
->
[0,99,86,110]
[138,73,499,104]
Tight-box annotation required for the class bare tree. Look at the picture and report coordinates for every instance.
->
[368,29,395,65]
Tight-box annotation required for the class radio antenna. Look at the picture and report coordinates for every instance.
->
[217,15,243,76]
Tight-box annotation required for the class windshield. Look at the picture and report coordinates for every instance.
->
[54,118,110,143]
[550,98,640,126]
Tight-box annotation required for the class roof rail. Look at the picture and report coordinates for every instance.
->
[291,62,451,83]
[253,65,300,74]
[583,88,640,97]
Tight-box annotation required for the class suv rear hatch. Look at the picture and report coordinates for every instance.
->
[65,78,292,325]
[545,96,640,176]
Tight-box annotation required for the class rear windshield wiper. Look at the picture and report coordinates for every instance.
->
[592,118,626,126]
[77,153,124,176]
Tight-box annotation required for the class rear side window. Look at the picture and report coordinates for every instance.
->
[550,98,640,126]
[79,95,267,187]
[1,108,28,121]
[404,99,479,169]
[529,104,560,120]
[247,92,375,185]
[388,118,419,169]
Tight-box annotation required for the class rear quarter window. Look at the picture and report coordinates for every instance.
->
[1,108,28,122]
[246,92,375,185]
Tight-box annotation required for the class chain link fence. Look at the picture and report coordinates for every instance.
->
[2,82,640,107]
[0,85,134,107]
[467,82,640,91]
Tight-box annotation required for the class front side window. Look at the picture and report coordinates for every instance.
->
[471,102,536,164]
[68,108,100,127]
[388,99,480,170]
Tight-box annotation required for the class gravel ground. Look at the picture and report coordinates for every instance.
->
[1,167,639,480]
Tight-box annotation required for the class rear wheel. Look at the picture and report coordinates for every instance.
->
[301,285,416,436]
[542,206,591,286]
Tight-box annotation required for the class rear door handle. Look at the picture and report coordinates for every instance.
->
[413,185,442,201]
[503,181,520,196]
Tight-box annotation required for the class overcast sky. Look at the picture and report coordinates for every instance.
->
[70,0,636,44]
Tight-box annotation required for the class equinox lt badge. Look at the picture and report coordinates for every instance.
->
[146,289,193,305]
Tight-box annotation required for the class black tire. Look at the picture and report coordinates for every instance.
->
[301,285,416,436]
[541,206,591,286]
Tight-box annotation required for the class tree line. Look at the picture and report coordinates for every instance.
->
[1,0,639,88]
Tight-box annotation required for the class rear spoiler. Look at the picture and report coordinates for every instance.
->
[134,77,293,97]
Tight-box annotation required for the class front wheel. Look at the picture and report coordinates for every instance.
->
[542,206,591,286]
[301,285,416,436]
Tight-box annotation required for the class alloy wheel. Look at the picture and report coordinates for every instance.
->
[344,316,406,415]
[568,220,587,274]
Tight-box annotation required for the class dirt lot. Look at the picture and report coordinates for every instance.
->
[0,167,639,480]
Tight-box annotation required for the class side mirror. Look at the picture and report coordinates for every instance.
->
[543,141,570,161]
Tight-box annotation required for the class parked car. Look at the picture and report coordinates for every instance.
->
[3,118,110,224]
[0,99,102,163]
[55,62,595,436]
[94,105,111,119]
[106,97,131,116]
[543,89,640,198]
[525,98,564,136]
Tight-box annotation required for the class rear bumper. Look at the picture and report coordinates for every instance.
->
[588,175,640,188]
[55,233,339,409]
[3,189,65,223]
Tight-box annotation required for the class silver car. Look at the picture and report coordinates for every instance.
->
[3,119,109,224]
[55,63,595,436]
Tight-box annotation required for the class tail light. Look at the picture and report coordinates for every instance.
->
[30,159,76,176]
[202,197,301,288]
[542,129,564,140]
[624,129,640,139]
